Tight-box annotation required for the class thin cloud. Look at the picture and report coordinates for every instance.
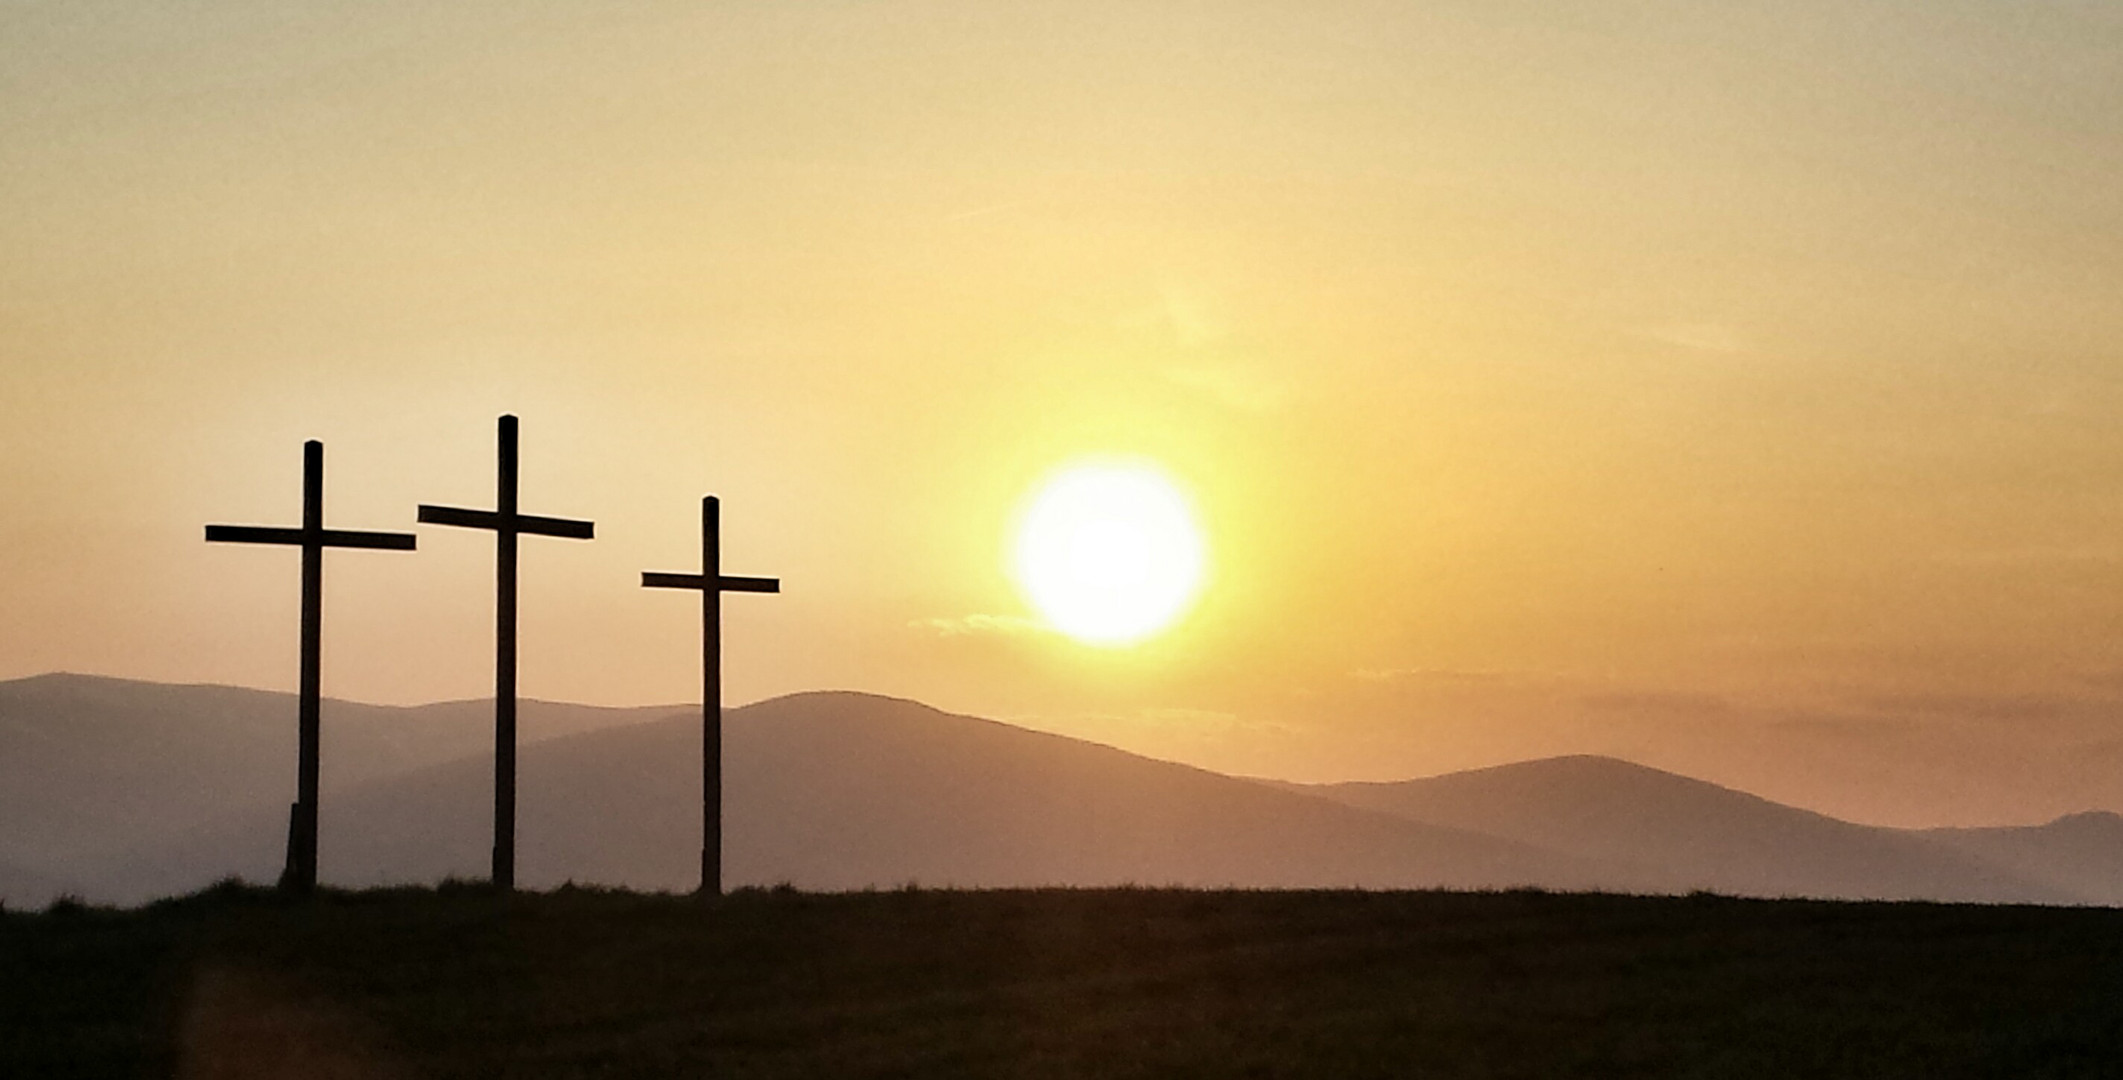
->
[1929,545,2123,567]
[1041,706,1302,741]
[1162,366,1287,413]
[1350,667,1526,684]
[908,613,1046,638]
[940,200,1032,224]
[1858,693,2065,723]
[1580,691,1732,715]
[1147,283,1226,348]
[1644,322,1746,354]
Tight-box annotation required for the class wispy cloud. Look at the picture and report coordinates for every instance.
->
[1350,667,1525,684]
[1041,706,1303,741]
[1123,282,1226,348]
[1138,707,1303,738]
[1580,690,1732,715]
[940,200,1032,224]
[1162,365,1287,413]
[1928,545,2123,567]
[1858,693,2064,722]
[908,613,1045,638]
[1644,322,1746,354]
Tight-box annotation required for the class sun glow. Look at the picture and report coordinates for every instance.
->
[1012,461,1208,646]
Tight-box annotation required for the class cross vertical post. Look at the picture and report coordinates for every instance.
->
[701,495,720,895]
[418,415,594,892]
[295,440,323,890]
[206,439,416,893]
[496,416,519,890]
[643,494,779,896]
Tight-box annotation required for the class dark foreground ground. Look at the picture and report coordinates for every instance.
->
[6,885,2123,1079]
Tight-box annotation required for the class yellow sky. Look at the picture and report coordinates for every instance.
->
[4,1,2121,824]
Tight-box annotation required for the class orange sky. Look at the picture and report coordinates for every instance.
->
[4,1,2122,826]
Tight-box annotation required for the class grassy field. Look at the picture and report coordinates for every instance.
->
[6,884,2123,1078]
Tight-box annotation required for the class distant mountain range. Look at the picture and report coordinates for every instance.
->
[3,673,2118,908]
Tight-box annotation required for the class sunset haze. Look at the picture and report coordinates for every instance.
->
[5,0,2122,828]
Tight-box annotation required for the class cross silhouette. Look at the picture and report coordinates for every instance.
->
[417,415,594,892]
[205,440,415,893]
[643,495,779,895]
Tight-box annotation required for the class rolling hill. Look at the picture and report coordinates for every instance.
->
[1925,811,2123,906]
[149,693,1628,899]
[3,675,2117,907]
[1290,756,2071,903]
[0,673,672,902]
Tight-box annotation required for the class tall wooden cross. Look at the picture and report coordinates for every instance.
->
[642,495,779,895]
[417,414,594,892]
[205,440,416,893]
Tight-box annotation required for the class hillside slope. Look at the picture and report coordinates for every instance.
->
[0,673,672,901]
[1297,756,2069,903]
[248,693,1629,895]
[1925,811,2123,905]
[8,676,2113,907]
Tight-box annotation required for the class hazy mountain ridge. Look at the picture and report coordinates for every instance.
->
[128,693,1635,901]
[1292,756,2076,904]
[0,672,673,896]
[1923,812,2123,907]
[2,675,2115,907]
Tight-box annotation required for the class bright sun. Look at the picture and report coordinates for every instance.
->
[1011,461,1207,647]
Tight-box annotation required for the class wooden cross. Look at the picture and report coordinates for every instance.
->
[205,440,416,894]
[642,495,779,895]
[417,415,594,892]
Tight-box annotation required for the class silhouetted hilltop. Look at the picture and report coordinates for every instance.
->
[1297,756,2067,903]
[4,676,2119,908]
[253,691,1625,895]
[0,673,671,904]
[1925,811,2123,905]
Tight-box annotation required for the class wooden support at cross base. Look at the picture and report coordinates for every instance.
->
[205,439,415,893]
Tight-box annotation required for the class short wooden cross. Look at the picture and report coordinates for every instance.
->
[417,415,594,892]
[642,495,779,895]
[205,440,416,894]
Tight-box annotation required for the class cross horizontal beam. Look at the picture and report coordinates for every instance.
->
[642,572,779,593]
[206,525,417,550]
[203,438,416,895]
[417,504,595,539]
